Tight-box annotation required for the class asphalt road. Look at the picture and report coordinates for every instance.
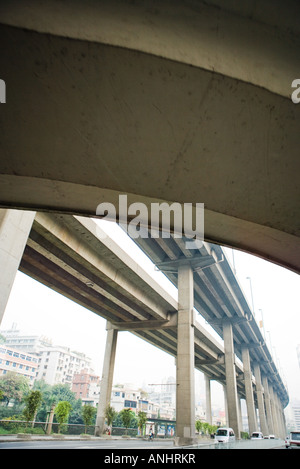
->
[0,437,177,450]
[0,436,295,450]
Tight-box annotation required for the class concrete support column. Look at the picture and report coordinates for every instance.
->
[223,385,229,426]
[175,261,196,446]
[0,209,35,325]
[281,404,287,438]
[223,319,240,438]
[253,362,269,436]
[237,394,243,433]
[276,395,286,438]
[274,393,281,438]
[241,345,257,435]
[262,375,274,435]
[269,385,279,437]
[95,323,118,436]
[205,374,212,425]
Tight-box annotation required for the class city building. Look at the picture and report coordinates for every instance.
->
[0,345,38,384]
[1,325,94,387]
[110,383,174,420]
[36,345,93,386]
[72,368,100,406]
[1,324,53,354]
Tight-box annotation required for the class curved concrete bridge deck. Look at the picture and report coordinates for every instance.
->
[0,0,299,273]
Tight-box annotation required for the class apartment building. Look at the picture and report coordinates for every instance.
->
[110,384,172,419]
[36,345,93,386]
[0,345,38,384]
[1,326,94,387]
[72,368,100,406]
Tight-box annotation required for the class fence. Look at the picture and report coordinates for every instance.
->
[0,420,173,438]
[0,419,95,436]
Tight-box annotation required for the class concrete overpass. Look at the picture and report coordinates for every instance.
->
[0,209,288,444]
[0,0,299,273]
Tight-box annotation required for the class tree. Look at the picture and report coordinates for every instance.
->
[82,405,96,434]
[105,404,117,432]
[0,372,30,406]
[119,408,135,435]
[23,390,43,426]
[137,411,147,437]
[195,420,203,434]
[33,380,54,422]
[195,420,217,437]
[54,401,72,434]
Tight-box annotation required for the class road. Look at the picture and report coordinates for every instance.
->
[0,436,294,450]
[0,437,177,450]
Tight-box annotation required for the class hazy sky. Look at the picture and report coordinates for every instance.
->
[1,220,299,411]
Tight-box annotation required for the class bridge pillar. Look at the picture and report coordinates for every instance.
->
[262,375,274,435]
[0,209,35,325]
[223,319,241,438]
[205,374,212,425]
[174,260,197,446]
[95,322,118,436]
[273,392,281,438]
[269,384,279,437]
[253,362,269,436]
[241,345,257,435]
[238,394,243,433]
[276,394,286,438]
[223,384,229,426]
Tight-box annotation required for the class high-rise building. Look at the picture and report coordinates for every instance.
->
[36,345,93,386]
[1,325,94,387]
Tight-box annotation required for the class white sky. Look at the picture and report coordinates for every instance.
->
[1,220,299,411]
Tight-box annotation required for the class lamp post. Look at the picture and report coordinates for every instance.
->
[258,308,266,340]
[246,277,255,318]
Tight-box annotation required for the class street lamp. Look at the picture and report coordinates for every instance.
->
[258,308,266,340]
[246,276,255,318]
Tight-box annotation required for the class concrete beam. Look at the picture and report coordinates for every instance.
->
[0,1,299,273]
[110,315,177,331]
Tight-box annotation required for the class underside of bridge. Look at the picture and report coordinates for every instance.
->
[0,0,299,273]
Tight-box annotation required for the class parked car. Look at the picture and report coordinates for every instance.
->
[285,431,300,448]
[214,427,235,443]
[251,432,263,440]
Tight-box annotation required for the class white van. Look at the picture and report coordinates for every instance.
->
[215,427,235,443]
[251,432,263,440]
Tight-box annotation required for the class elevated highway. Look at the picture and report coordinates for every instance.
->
[0,0,299,272]
[20,213,233,387]
[134,233,288,406]
[15,212,288,440]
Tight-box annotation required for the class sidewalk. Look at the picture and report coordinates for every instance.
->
[0,433,136,442]
[0,433,215,447]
